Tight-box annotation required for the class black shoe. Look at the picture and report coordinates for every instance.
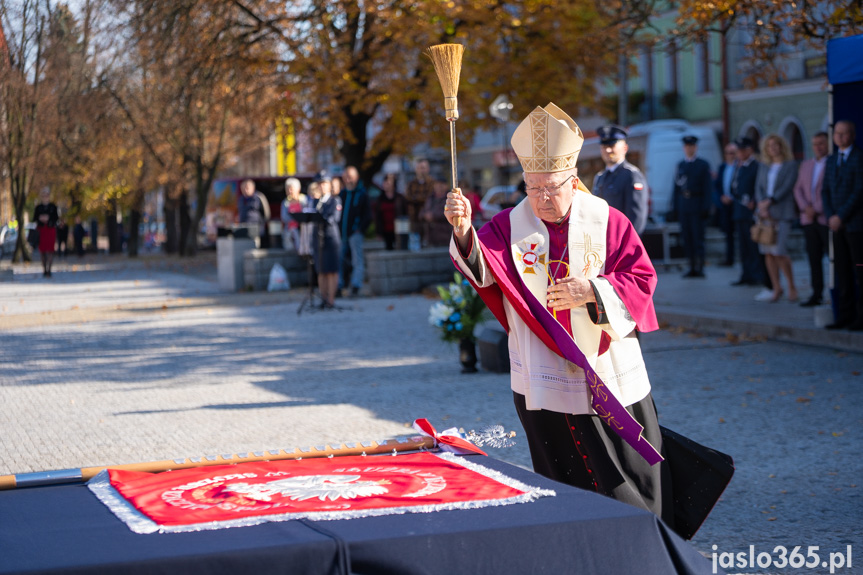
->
[683,270,698,278]
[718,261,734,267]
[799,297,822,308]
[692,270,705,278]
[848,321,863,332]
[826,321,851,330]
[351,286,359,297]
[731,279,753,286]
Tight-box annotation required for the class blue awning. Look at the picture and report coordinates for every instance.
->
[828,34,863,84]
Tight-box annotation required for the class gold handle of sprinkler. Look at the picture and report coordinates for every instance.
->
[452,187,463,229]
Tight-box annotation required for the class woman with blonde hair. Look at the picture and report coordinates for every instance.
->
[754,134,800,302]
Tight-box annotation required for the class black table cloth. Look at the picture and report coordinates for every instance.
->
[0,455,716,574]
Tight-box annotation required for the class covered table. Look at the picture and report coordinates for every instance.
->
[0,455,714,574]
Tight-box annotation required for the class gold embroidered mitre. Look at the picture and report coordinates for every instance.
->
[511,103,584,174]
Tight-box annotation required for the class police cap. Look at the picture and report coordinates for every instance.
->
[682,135,699,145]
[598,124,628,145]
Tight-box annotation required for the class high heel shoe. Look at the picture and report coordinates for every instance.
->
[787,291,799,303]
[768,290,784,303]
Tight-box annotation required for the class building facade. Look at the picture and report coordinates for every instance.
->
[725,24,829,159]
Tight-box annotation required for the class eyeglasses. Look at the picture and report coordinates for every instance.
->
[524,175,574,198]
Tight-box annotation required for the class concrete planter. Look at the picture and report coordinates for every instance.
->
[367,247,456,295]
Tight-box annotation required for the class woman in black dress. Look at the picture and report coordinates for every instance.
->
[33,188,59,277]
[312,174,342,308]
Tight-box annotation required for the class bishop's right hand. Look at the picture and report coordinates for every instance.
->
[444,189,472,239]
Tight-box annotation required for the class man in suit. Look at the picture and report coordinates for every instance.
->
[593,124,649,235]
[793,132,830,307]
[822,120,863,330]
[673,135,713,278]
[730,137,762,286]
[714,142,738,266]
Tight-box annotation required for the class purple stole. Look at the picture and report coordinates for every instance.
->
[463,206,663,466]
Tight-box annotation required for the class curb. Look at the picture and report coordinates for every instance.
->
[656,309,863,353]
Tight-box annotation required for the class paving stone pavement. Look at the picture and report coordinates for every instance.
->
[1,254,861,572]
[1,290,532,475]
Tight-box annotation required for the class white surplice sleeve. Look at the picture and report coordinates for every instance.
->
[449,230,494,288]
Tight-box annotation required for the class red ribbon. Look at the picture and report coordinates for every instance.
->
[412,419,487,456]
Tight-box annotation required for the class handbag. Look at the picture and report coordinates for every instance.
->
[27,227,40,249]
[750,219,777,246]
[661,426,735,540]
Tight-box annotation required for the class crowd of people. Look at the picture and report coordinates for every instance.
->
[566,120,862,332]
[253,118,861,327]
[713,121,862,331]
[252,160,488,307]
[28,116,857,332]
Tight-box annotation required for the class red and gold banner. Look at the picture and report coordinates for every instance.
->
[88,452,554,534]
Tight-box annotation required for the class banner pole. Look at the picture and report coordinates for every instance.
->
[0,435,436,490]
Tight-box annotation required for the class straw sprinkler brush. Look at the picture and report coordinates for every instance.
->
[425,43,465,227]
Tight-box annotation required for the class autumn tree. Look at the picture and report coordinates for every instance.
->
[40,1,133,252]
[674,0,863,85]
[105,0,282,256]
[252,0,623,185]
[0,0,55,262]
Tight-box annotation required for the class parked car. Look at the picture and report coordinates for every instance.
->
[478,185,518,220]
[0,223,19,260]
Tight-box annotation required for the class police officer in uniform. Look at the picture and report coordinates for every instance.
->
[673,135,714,278]
[594,124,649,235]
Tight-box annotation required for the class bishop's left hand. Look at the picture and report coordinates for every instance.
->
[546,277,595,311]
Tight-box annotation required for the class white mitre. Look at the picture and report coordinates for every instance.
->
[511,103,584,173]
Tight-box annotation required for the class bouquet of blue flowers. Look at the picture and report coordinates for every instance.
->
[428,272,487,343]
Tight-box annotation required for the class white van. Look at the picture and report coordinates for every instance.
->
[625,120,722,222]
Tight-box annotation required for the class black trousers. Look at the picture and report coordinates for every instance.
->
[514,391,674,528]
[680,210,705,272]
[718,203,735,264]
[803,222,829,299]
[832,228,863,325]
[735,219,762,284]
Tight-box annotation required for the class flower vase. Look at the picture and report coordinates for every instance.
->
[459,338,478,373]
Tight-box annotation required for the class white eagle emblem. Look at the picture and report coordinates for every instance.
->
[224,475,389,502]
